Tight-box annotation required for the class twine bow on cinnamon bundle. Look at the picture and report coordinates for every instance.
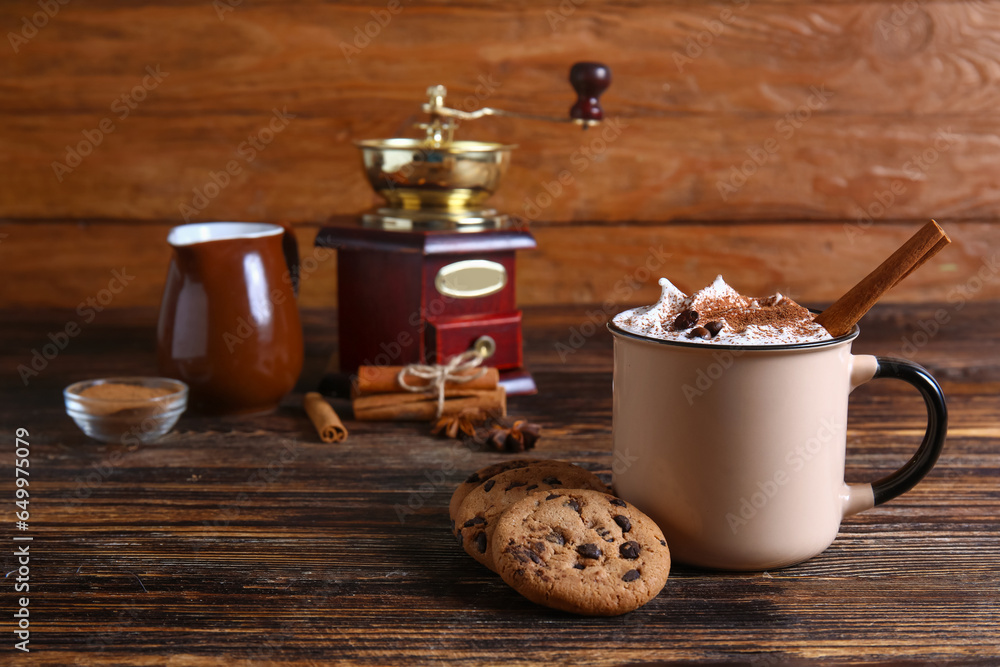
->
[350,352,506,421]
[396,350,488,418]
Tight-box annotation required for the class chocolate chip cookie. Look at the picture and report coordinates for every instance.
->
[455,462,608,572]
[491,489,671,616]
[448,459,539,536]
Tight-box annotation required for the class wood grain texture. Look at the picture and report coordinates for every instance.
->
[0,303,998,664]
[3,104,998,224]
[2,1,1000,223]
[1,219,996,309]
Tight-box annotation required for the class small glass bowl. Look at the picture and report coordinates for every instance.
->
[64,377,188,444]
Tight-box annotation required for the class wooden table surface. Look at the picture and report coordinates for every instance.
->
[2,303,999,666]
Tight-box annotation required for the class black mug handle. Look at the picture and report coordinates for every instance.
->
[867,357,948,505]
[279,223,300,296]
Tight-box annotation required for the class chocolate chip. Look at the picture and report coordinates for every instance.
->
[465,472,481,483]
[506,481,527,491]
[619,541,641,560]
[688,326,710,339]
[525,484,538,492]
[705,320,724,337]
[456,529,463,544]
[545,493,560,500]
[622,569,641,582]
[475,533,487,553]
[511,546,542,565]
[660,539,666,546]
[545,532,565,546]
[483,480,495,492]
[613,515,631,533]
[577,543,602,559]
[672,309,699,330]
[463,516,485,528]
[609,498,627,507]
[565,499,581,513]
[541,476,561,485]
[573,563,586,570]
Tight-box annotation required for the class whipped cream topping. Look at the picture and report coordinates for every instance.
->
[612,276,833,345]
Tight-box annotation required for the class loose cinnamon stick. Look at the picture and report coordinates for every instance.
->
[814,220,951,337]
[353,365,499,397]
[352,388,506,422]
[304,392,348,443]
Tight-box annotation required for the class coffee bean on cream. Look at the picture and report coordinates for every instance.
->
[613,276,833,345]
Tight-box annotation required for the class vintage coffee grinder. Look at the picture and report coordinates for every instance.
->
[316,62,611,395]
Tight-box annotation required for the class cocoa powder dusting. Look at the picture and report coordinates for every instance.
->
[612,276,832,344]
[694,296,818,338]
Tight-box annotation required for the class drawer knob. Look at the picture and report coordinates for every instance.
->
[473,335,496,359]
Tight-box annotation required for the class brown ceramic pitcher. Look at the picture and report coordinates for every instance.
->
[157,222,304,414]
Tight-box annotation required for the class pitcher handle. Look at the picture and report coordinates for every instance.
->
[280,223,300,296]
[843,355,948,516]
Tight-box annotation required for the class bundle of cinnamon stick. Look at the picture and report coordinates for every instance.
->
[351,365,506,421]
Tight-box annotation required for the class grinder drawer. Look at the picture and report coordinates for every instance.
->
[425,311,523,370]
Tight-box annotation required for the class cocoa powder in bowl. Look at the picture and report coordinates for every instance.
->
[64,377,188,444]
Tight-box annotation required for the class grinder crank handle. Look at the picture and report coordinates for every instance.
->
[569,62,611,124]
[422,62,611,128]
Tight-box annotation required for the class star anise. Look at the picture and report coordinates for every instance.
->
[485,419,542,452]
[431,408,486,439]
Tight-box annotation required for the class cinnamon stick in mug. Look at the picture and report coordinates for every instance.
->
[814,220,950,337]
[304,392,349,443]
[353,365,499,397]
[352,387,506,421]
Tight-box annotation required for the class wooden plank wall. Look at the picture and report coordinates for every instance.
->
[1,0,998,310]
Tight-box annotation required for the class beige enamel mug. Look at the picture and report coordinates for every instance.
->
[609,322,947,571]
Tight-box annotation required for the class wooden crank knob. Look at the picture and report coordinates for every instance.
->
[569,62,611,122]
